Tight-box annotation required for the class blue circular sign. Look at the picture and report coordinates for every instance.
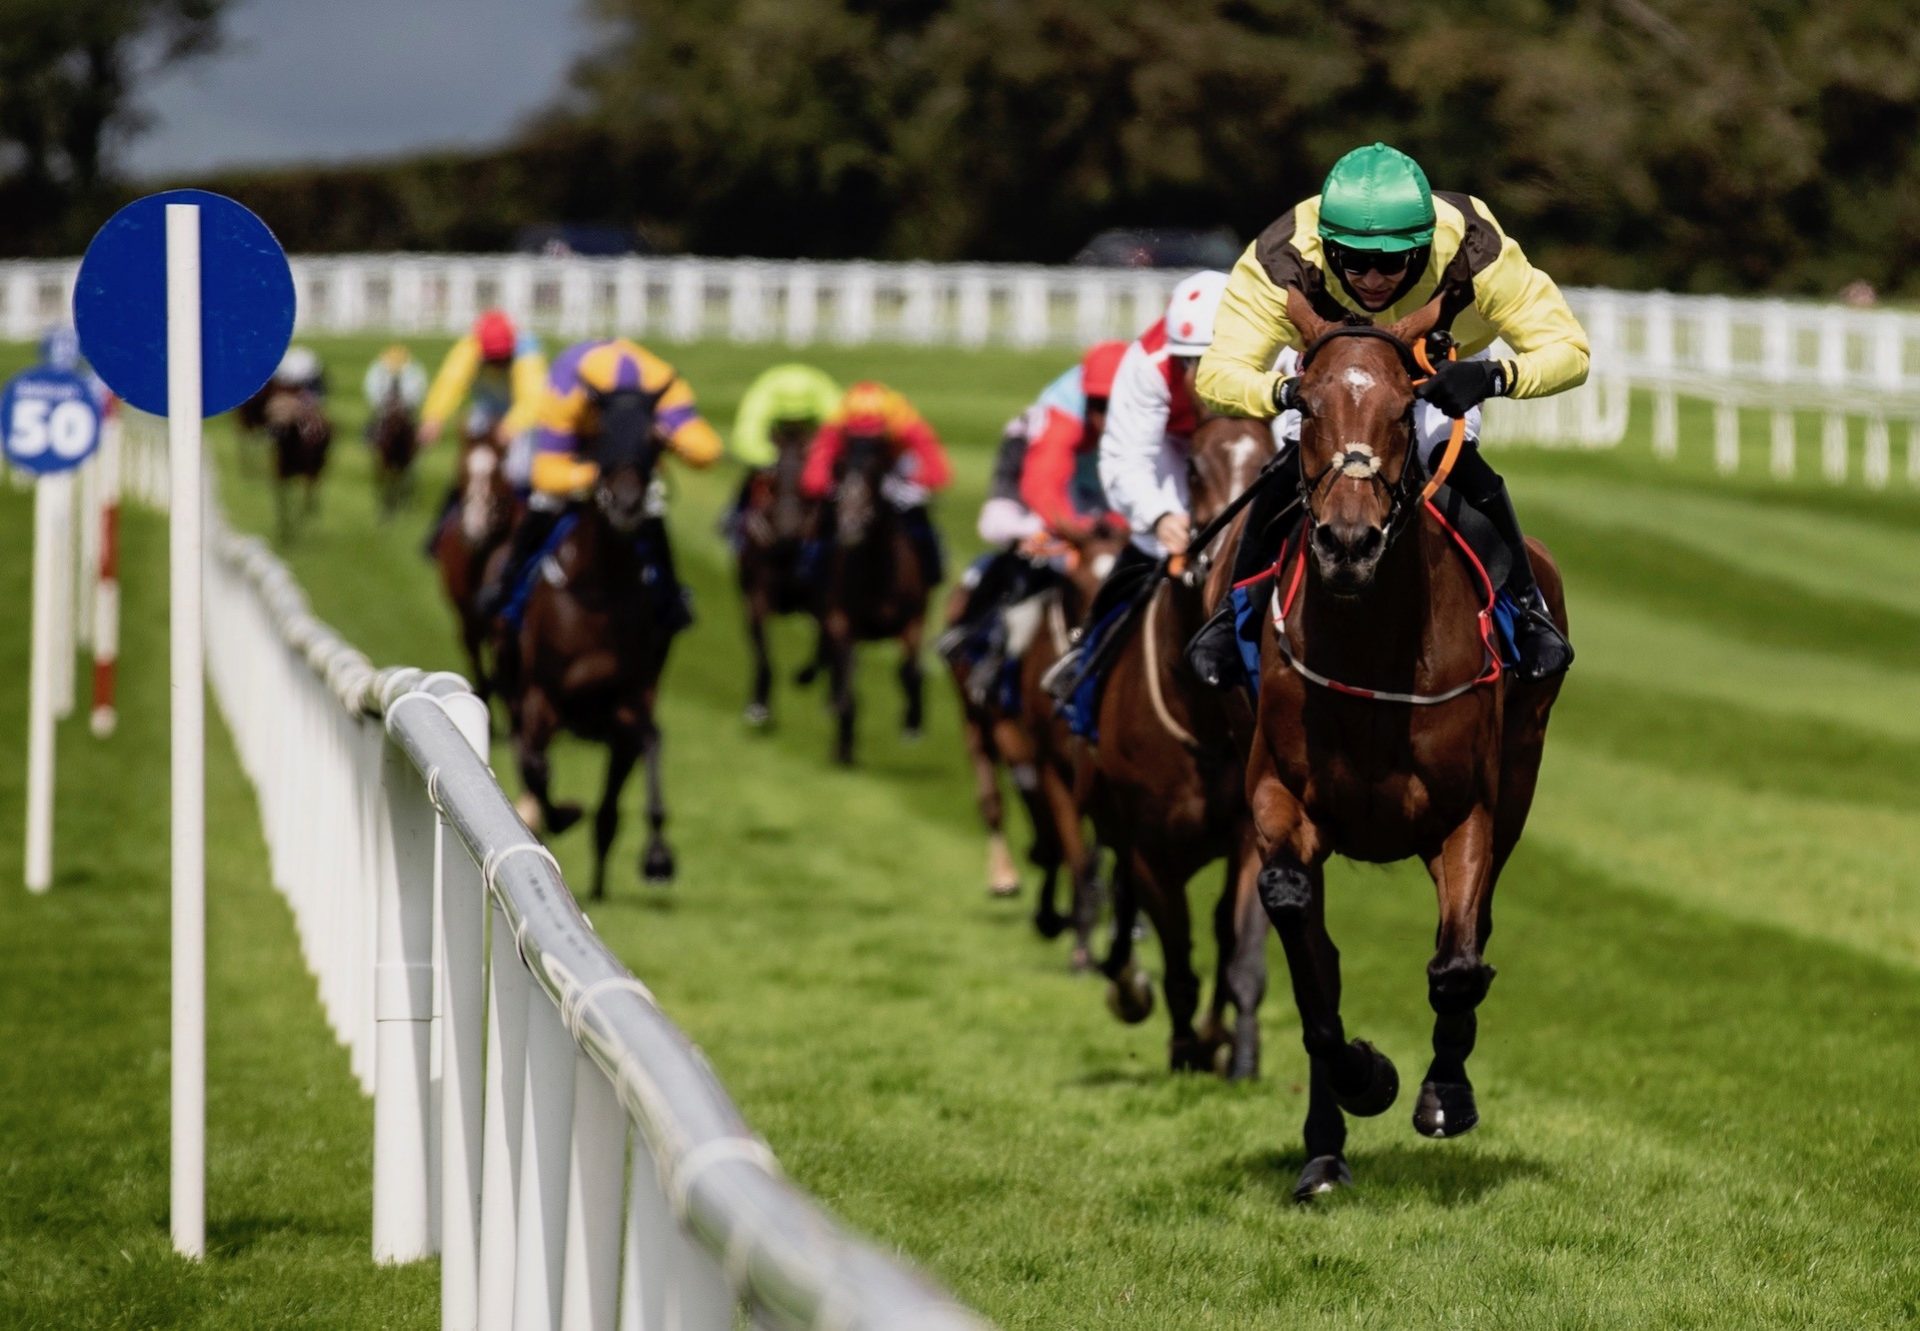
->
[1,369,102,474]
[72,189,295,418]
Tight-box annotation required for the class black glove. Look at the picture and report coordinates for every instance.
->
[1417,359,1509,419]
[1272,376,1301,413]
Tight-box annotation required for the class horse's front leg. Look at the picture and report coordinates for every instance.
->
[1207,821,1268,1082]
[743,587,774,727]
[826,611,857,766]
[1415,805,1498,1139]
[639,720,675,884]
[511,685,582,835]
[897,618,925,740]
[591,728,641,901]
[1251,774,1397,1199]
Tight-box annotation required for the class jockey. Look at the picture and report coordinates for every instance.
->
[362,345,427,417]
[477,338,721,630]
[724,362,842,544]
[1045,271,1293,707]
[938,342,1126,700]
[272,344,328,398]
[419,309,548,485]
[1196,141,1582,679]
[800,380,952,587]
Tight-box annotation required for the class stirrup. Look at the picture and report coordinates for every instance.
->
[933,623,973,662]
[1040,647,1082,702]
[1511,603,1574,680]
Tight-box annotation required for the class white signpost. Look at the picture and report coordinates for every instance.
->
[74,189,294,1260]
[4,365,102,893]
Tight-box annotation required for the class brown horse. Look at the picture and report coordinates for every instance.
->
[947,526,1125,966]
[812,437,933,765]
[432,420,519,704]
[367,392,419,520]
[1243,293,1569,1200]
[733,419,819,726]
[261,385,332,540]
[1086,412,1276,1078]
[503,395,683,899]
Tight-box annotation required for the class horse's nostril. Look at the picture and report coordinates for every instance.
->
[1352,526,1384,560]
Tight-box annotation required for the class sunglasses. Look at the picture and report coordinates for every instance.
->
[1330,244,1419,277]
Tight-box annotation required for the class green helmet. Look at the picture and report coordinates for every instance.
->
[1318,143,1435,253]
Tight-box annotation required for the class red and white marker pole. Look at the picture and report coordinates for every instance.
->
[90,401,121,738]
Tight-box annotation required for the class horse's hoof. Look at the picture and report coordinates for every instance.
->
[546,803,584,836]
[1169,1036,1215,1073]
[1067,945,1092,973]
[1334,1040,1400,1118]
[1104,967,1154,1025]
[743,703,771,728]
[1412,1079,1479,1139]
[1032,909,1067,938]
[794,665,820,686]
[901,726,924,744]
[1225,1043,1259,1082]
[642,845,676,884]
[1292,1155,1352,1203]
[988,879,1020,899]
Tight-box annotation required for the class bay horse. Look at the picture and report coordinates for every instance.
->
[946,524,1126,967]
[431,419,518,704]
[813,436,932,766]
[261,385,332,541]
[367,392,420,519]
[503,391,683,899]
[733,419,819,726]
[1244,292,1568,1200]
[1087,412,1275,1078]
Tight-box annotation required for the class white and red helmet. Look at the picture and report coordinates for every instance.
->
[1163,269,1230,356]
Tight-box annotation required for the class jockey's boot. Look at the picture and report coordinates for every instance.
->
[903,505,947,587]
[648,524,696,637]
[1187,443,1301,689]
[1451,449,1573,681]
[477,505,560,621]
[1042,543,1156,703]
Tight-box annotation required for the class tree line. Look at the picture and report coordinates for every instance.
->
[5,0,1918,297]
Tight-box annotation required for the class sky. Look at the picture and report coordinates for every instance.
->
[126,0,596,181]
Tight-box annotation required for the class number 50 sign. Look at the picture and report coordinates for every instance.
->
[2,369,101,474]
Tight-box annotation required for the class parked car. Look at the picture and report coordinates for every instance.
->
[1070,227,1243,269]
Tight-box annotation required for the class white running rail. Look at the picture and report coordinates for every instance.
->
[182,440,987,1328]
[11,254,1917,477]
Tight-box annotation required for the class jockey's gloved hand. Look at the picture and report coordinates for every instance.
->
[1272,376,1301,413]
[1418,359,1510,419]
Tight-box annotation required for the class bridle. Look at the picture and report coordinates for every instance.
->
[1293,322,1457,547]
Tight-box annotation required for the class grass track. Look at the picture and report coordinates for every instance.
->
[4,337,1919,1327]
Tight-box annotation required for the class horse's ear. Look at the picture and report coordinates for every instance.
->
[1384,295,1446,348]
[1285,288,1337,349]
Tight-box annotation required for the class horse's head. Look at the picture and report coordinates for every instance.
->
[1286,289,1444,595]
[457,431,513,545]
[1187,410,1277,531]
[834,431,891,547]
[586,387,665,535]
[769,417,817,540]
[372,393,417,462]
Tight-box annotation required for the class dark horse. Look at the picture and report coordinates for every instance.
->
[431,420,518,704]
[1244,292,1568,1200]
[260,384,332,541]
[733,419,819,726]
[1088,412,1276,1079]
[367,391,420,520]
[812,437,933,765]
[502,393,683,898]
[945,524,1126,966]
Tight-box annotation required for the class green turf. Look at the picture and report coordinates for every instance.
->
[5,336,1920,1328]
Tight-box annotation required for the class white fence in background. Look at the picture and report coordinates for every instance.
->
[110,410,985,1329]
[12,255,1919,480]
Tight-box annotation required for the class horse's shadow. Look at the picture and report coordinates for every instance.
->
[203,1209,357,1256]
[1218,1142,1551,1209]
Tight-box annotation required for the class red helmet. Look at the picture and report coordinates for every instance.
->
[1080,340,1127,400]
[474,309,517,362]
